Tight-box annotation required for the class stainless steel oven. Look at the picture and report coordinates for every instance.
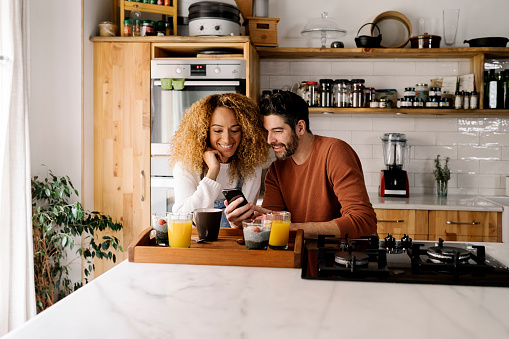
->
[150,59,246,215]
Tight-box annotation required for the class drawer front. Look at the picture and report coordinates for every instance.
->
[428,211,501,242]
[375,209,428,240]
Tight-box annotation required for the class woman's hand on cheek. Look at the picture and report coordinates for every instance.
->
[203,147,221,180]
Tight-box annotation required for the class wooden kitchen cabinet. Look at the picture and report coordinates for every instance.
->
[428,210,501,242]
[93,42,152,275]
[92,37,258,275]
[375,209,502,242]
[375,209,428,240]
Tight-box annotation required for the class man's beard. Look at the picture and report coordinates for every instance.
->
[272,131,299,160]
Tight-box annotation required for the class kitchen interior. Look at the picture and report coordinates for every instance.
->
[11,0,509,338]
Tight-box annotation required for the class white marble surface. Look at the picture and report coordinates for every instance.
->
[4,243,509,339]
[369,193,504,212]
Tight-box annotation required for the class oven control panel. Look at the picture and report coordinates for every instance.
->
[151,60,246,79]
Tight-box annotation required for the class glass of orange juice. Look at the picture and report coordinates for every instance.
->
[167,212,193,248]
[266,211,291,250]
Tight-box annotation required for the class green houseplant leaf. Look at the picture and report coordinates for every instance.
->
[32,169,123,313]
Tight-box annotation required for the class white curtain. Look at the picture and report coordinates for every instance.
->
[0,0,36,335]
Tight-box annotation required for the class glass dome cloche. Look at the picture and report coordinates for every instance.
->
[301,12,347,48]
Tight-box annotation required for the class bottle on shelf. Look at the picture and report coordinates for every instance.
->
[487,69,499,109]
[454,90,463,109]
[470,90,478,109]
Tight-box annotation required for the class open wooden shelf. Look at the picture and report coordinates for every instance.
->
[309,107,509,115]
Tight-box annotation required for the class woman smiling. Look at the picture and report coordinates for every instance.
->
[170,93,269,227]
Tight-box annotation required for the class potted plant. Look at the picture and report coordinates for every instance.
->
[32,169,123,313]
[433,155,451,197]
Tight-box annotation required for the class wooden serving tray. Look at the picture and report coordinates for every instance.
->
[128,227,304,268]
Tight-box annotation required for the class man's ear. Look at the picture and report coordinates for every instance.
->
[295,120,307,136]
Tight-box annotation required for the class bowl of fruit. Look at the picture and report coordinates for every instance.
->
[242,220,272,250]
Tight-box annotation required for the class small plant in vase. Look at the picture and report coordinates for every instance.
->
[433,155,451,197]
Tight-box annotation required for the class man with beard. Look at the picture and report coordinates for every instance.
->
[225,91,377,239]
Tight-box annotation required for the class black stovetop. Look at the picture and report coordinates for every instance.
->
[301,234,509,287]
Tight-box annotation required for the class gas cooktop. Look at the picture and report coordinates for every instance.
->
[302,234,509,287]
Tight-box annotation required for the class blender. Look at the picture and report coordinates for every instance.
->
[379,133,410,197]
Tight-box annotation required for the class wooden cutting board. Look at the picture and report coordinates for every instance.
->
[128,227,304,268]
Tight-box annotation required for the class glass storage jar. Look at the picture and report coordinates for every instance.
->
[333,79,351,107]
[351,79,365,108]
[306,81,318,107]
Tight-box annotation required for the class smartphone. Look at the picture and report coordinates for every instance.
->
[222,188,248,208]
[222,188,254,218]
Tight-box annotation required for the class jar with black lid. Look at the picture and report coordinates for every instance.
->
[364,87,375,108]
[439,96,451,109]
[141,20,155,36]
[351,79,365,108]
[413,96,425,108]
[404,87,416,97]
[425,95,439,108]
[333,79,351,107]
[319,79,334,107]
[306,81,318,107]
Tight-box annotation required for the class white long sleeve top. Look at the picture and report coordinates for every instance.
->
[172,162,262,213]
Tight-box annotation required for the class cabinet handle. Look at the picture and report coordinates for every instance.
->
[140,170,144,202]
[446,220,480,225]
[378,220,404,223]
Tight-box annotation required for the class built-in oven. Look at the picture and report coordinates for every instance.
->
[150,59,247,216]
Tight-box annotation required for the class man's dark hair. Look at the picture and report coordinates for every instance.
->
[259,91,312,133]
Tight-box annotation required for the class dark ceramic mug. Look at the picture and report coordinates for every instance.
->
[193,208,222,241]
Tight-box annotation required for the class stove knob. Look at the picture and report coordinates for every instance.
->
[175,67,182,74]
[199,25,204,31]
[214,67,221,74]
[401,234,412,249]
[215,25,220,31]
[384,233,396,249]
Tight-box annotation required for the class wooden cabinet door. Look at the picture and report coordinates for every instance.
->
[94,42,151,275]
[375,209,428,240]
[428,211,501,242]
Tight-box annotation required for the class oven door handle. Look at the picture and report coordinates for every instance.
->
[153,80,241,86]
[377,219,405,223]
[446,220,481,225]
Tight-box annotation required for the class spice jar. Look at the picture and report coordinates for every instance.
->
[156,21,166,36]
[333,79,351,107]
[463,91,470,109]
[306,81,318,107]
[123,19,132,36]
[439,96,451,109]
[132,19,141,36]
[454,91,463,109]
[364,87,375,108]
[141,20,155,36]
[379,98,388,108]
[470,90,478,109]
[351,79,365,108]
[413,97,425,108]
[415,83,429,102]
[370,99,379,108]
[319,79,334,107]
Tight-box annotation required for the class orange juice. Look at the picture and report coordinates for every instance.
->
[269,220,290,249]
[167,220,193,248]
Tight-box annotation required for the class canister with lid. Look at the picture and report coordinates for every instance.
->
[141,20,155,36]
[306,81,318,107]
[379,98,388,108]
[334,79,351,107]
[351,79,365,108]
[415,83,429,102]
[319,79,334,107]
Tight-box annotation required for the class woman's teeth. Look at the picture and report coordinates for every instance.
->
[219,143,233,150]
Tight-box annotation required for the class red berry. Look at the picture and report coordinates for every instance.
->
[158,218,167,225]
[253,226,261,233]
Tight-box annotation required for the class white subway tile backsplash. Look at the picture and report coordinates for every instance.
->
[329,116,373,131]
[458,146,501,160]
[458,173,500,188]
[371,117,415,131]
[481,132,509,146]
[373,62,415,75]
[260,61,290,75]
[480,160,509,175]
[289,61,331,76]
[437,132,479,146]
[415,118,458,132]
[330,61,374,76]
[415,61,459,75]
[414,146,456,160]
[260,61,509,195]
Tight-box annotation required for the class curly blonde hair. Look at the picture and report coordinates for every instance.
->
[170,93,269,182]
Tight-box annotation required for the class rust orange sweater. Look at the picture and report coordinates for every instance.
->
[262,135,377,239]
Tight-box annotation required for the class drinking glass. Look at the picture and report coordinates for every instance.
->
[242,220,272,250]
[443,9,460,46]
[266,211,291,250]
[167,212,193,248]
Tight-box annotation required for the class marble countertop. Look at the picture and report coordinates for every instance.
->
[369,193,504,212]
[5,242,509,339]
